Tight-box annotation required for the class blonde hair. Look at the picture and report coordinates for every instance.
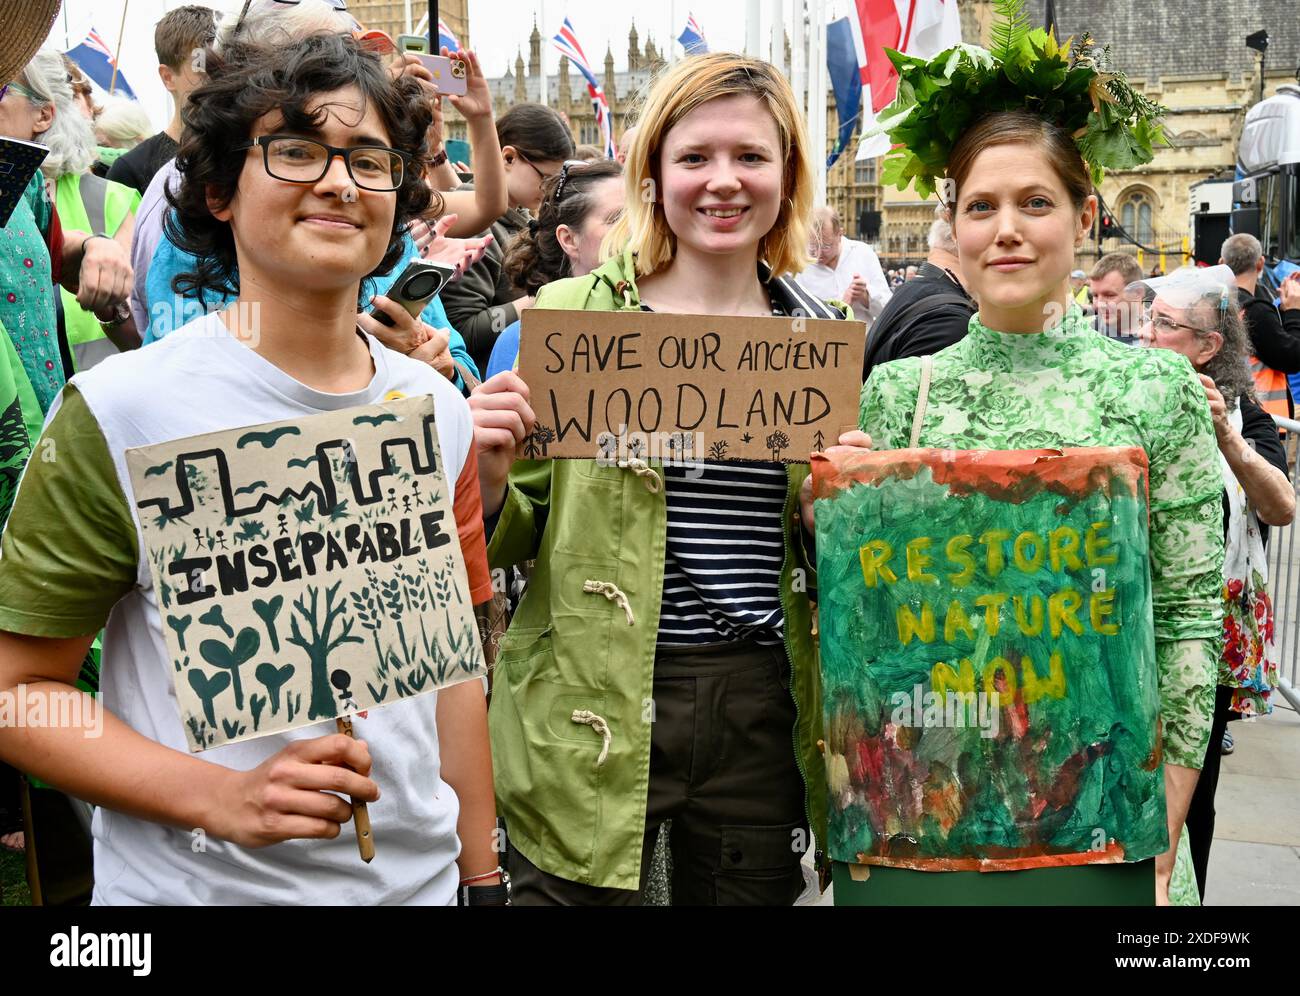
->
[603,53,814,278]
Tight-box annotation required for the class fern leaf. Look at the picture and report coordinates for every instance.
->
[990,0,1031,62]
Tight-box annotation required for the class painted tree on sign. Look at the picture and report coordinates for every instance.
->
[287,581,363,720]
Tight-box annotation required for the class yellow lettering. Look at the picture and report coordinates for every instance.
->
[931,658,976,697]
[906,537,938,583]
[1021,651,1068,703]
[1090,588,1120,635]
[896,602,935,645]
[945,534,976,586]
[943,600,976,642]
[973,593,1006,636]
[980,529,1011,577]
[1013,531,1046,573]
[1049,525,1084,572]
[1085,521,1118,566]
[1048,589,1085,638]
[983,655,1018,703]
[1013,594,1044,636]
[859,540,898,588]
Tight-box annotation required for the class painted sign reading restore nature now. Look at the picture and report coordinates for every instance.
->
[517,310,865,463]
[126,396,484,752]
[812,446,1168,871]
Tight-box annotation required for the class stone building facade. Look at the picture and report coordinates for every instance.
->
[442,20,881,249]
[348,0,471,50]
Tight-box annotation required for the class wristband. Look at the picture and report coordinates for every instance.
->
[431,149,449,167]
[459,882,509,906]
[460,866,503,886]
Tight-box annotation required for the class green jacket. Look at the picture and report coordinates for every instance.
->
[486,251,834,889]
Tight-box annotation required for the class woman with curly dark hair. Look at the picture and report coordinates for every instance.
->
[0,32,500,905]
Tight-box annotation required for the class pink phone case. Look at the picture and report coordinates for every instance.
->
[416,54,468,96]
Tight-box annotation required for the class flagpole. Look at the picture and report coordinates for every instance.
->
[404,0,413,35]
[538,1,548,107]
[670,1,678,63]
[810,0,828,202]
[110,0,130,95]
[792,0,806,120]
[746,0,762,58]
[768,0,783,68]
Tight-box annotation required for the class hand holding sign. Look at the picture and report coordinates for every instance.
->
[469,371,536,516]
[797,430,872,534]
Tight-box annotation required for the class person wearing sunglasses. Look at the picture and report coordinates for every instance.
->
[0,32,500,906]
[1135,265,1294,905]
[486,158,623,379]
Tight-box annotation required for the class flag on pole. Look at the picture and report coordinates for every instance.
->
[552,18,615,159]
[850,0,961,161]
[413,13,461,52]
[66,28,136,99]
[826,18,862,169]
[678,14,710,55]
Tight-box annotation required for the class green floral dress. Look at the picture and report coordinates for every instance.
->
[857,305,1223,905]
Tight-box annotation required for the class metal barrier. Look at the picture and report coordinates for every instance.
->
[1265,414,1300,712]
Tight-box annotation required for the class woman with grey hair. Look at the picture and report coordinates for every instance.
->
[1137,264,1295,903]
[19,47,142,367]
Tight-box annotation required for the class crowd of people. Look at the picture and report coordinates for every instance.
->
[1,0,1299,908]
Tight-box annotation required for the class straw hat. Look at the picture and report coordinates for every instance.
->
[0,1,61,88]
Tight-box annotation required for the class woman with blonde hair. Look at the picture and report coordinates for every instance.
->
[470,52,845,905]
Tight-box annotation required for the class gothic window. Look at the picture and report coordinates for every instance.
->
[854,160,876,185]
[1119,189,1155,244]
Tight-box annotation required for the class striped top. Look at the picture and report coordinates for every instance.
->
[654,270,840,647]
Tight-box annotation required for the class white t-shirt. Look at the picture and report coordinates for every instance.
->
[795,236,892,325]
[3,314,479,905]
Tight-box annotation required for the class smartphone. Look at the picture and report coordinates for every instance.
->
[415,53,468,96]
[397,34,428,53]
[369,260,457,327]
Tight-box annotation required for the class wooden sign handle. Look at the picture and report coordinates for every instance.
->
[335,716,375,863]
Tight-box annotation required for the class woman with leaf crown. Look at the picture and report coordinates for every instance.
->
[833,1,1219,906]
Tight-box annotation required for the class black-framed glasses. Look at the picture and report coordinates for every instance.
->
[236,135,409,191]
[553,159,593,203]
[516,151,558,185]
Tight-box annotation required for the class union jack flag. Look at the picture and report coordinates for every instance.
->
[413,14,461,53]
[678,14,709,55]
[551,18,614,159]
[66,27,136,98]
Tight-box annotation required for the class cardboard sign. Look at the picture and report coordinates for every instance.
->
[517,309,865,463]
[812,446,1167,871]
[127,396,484,752]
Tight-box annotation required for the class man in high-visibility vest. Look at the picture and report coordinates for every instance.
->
[1222,233,1300,418]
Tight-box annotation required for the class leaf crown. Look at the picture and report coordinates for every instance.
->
[869,0,1166,199]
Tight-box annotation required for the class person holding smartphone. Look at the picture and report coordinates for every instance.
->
[0,32,499,906]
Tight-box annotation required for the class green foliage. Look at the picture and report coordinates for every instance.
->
[868,19,1166,201]
[990,0,1030,62]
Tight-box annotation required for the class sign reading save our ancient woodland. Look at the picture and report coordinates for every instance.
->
[517,310,865,463]
[812,446,1168,870]
[127,396,484,752]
